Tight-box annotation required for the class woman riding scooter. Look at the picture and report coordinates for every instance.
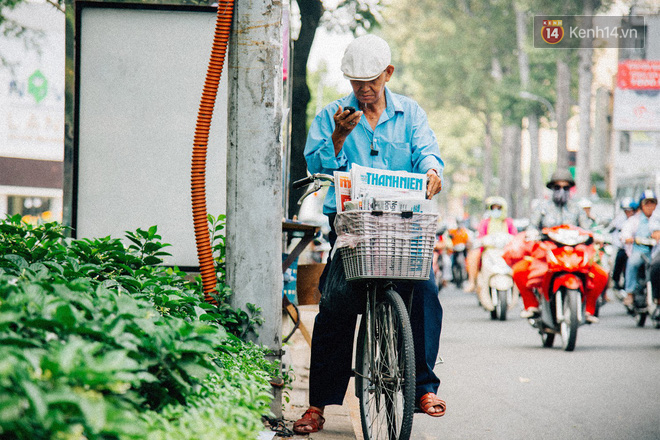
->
[465,197,517,293]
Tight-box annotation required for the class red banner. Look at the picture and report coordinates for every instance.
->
[617,60,660,90]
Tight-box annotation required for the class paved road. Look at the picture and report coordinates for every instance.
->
[410,285,660,440]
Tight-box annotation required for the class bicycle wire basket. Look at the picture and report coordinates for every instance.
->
[335,210,438,281]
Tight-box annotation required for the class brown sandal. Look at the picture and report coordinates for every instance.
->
[293,407,325,434]
[419,392,446,417]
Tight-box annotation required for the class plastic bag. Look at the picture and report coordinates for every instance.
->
[319,251,366,316]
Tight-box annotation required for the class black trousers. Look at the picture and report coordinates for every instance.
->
[309,213,443,407]
[612,248,628,288]
[650,252,660,302]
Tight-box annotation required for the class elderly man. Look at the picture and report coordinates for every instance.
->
[293,34,446,434]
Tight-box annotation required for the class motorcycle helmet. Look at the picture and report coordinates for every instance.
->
[638,189,657,206]
[577,198,592,209]
[485,196,507,210]
[546,169,575,189]
[619,196,635,211]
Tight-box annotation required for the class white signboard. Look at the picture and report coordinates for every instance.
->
[73,3,227,268]
[0,1,64,162]
[613,88,660,131]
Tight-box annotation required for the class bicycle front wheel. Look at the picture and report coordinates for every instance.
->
[355,288,416,440]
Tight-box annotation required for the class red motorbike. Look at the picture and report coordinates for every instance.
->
[527,225,597,351]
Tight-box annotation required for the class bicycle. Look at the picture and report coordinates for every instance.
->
[294,173,438,440]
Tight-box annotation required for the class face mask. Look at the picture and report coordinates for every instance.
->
[552,188,569,206]
[489,209,502,219]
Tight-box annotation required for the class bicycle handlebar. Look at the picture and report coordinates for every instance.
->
[293,173,335,205]
[293,173,335,189]
[293,176,314,189]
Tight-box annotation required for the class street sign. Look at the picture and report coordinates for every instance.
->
[617,60,660,90]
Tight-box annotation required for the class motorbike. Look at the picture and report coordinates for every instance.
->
[475,232,517,321]
[450,242,467,288]
[625,237,659,328]
[432,237,453,293]
[527,225,598,352]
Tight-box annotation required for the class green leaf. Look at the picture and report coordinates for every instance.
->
[54,304,77,328]
[2,254,28,270]
[22,380,47,422]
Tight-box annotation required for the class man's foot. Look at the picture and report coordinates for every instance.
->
[623,293,634,307]
[463,281,475,293]
[418,392,446,417]
[585,313,599,324]
[292,407,325,434]
[520,307,540,319]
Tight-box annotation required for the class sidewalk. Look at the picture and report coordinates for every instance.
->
[281,304,360,440]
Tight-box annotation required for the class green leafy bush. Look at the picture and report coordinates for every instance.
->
[0,215,276,439]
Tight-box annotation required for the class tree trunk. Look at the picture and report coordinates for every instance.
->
[499,124,518,217]
[556,57,570,170]
[576,5,594,198]
[288,0,323,219]
[516,8,540,209]
[528,114,542,203]
[510,124,522,218]
[483,113,494,197]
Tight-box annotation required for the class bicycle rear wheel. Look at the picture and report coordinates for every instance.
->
[355,287,416,440]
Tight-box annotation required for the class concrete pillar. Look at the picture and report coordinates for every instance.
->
[227,0,284,416]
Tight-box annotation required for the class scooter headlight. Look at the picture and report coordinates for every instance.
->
[547,229,590,246]
[490,274,514,290]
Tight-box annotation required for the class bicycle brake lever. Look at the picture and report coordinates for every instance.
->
[297,181,322,205]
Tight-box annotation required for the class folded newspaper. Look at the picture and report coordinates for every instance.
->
[335,165,434,213]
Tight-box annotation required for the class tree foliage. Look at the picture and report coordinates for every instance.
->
[380,0,612,214]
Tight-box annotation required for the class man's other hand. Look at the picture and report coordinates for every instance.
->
[426,169,442,199]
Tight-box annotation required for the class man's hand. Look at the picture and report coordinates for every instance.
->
[652,230,660,241]
[331,106,362,156]
[426,169,442,199]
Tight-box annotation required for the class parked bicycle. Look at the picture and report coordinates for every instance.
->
[294,173,439,440]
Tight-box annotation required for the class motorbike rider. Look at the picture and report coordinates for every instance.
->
[650,243,660,314]
[433,224,453,289]
[608,197,637,290]
[577,198,598,229]
[464,196,517,293]
[620,190,660,307]
[511,169,608,323]
[448,218,471,288]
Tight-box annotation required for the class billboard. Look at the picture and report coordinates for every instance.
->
[71,3,227,268]
[613,60,660,131]
[0,2,64,221]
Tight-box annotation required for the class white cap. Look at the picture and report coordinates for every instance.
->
[341,35,391,81]
[577,198,592,209]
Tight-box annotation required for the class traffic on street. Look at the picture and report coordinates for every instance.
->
[415,283,660,440]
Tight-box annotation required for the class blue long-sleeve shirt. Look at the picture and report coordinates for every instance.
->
[304,87,444,214]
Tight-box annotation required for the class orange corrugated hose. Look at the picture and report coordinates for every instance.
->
[192,1,234,304]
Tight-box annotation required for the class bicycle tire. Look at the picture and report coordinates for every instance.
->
[355,288,416,440]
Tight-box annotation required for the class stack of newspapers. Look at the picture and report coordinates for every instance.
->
[334,164,436,213]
